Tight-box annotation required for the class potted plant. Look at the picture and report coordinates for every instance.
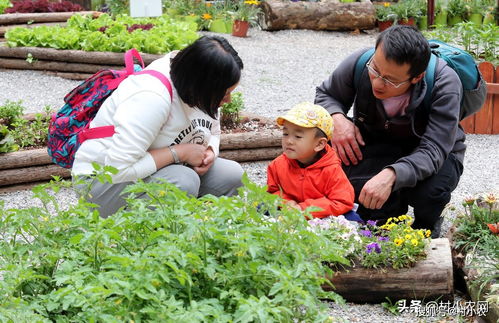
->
[466,0,484,25]
[434,0,448,26]
[482,3,497,25]
[391,0,419,26]
[229,0,261,37]
[417,0,428,30]
[447,0,467,26]
[375,2,397,31]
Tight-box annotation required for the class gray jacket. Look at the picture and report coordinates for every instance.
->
[315,48,465,191]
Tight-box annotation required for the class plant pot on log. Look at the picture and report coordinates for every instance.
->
[259,0,375,31]
[323,238,454,303]
[232,20,250,37]
[377,20,393,31]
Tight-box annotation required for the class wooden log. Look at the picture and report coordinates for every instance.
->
[0,164,71,186]
[0,22,67,37]
[259,0,376,31]
[0,44,163,65]
[0,57,119,73]
[0,148,51,170]
[219,147,281,162]
[323,238,454,303]
[0,180,50,194]
[0,11,101,25]
[220,129,281,150]
[43,71,94,80]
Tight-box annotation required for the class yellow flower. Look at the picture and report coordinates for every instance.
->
[417,230,424,238]
[383,2,390,7]
[404,228,412,233]
[405,234,412,240]
[244,0,260,5]
[158,190,166,197]
[425,229,431,238]
[202,13,212,20]
[206,2,212,7]
[484,193,497,206]
[411,239,419,246]
[386,217,393,224]
[394,238,403,246]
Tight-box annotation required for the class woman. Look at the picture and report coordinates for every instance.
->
[72,36,244,217]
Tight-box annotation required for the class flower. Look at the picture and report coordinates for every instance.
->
[425,230,431,238]
[394,238,404,246]
[360,230,372,237]
[367,220,377,226]
[244,0,260,4]
[202,13,212,20]
[487,223,499,235]
[484,193,497,206]
[411,238,419,246]
[366,242,382,254]
[378,236,389,242]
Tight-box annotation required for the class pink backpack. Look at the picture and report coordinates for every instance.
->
[47,48,172,168]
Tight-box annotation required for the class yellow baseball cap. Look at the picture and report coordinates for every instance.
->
[276,102,334,140]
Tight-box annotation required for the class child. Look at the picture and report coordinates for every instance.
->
[267,102,355,219]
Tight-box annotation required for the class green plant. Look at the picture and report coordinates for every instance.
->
[375,2,397,22]
[104,0,129,15]
[448,0,467,16]
[0,125,19,153]
[0,174,350,320]
[466,0,485,14]
[391,0,421,21]
[434,0,447,15]
[6,13,199,54]
[9,106,52,148]
[229,0,261,24]
[221,92,245,129]
[0,0,11,13]
[381,297,402,315]
[0,100,24,127]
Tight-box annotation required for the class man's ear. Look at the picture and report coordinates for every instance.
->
[314,138,328,152]
[411,71,425,84]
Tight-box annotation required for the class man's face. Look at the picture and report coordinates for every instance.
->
[367,46,421,100]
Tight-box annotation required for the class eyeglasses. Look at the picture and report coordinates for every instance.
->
[366,57,411,89]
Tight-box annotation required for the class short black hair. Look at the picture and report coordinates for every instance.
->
[315,128,328,139]
[375,25,430,78]
[170,36,243,119]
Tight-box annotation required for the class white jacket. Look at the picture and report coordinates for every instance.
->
[72,53,221,183]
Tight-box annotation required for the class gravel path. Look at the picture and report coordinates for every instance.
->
[0,28,497,322]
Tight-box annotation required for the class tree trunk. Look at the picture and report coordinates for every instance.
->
[0,58,118,73]
[0,11,101,25]
[0,164,70,186]
[0,45,163,65]
[323,238,454,303]
[0,22,67,37]
[259,0,376,31]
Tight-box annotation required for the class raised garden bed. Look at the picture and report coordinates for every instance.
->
[0,11,101,40]
[0,113,282,193]
[323,238,454,303]
[259,0,376,31]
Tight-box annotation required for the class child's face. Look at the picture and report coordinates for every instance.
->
[281,121,326,165]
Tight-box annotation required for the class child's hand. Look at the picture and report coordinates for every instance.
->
[285,200,301,210]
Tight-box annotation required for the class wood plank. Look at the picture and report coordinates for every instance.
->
[0,44,163,65]
[460,114,475,134]
[0,11,101,25]
[323,238,454,303]
[475,62,495,134]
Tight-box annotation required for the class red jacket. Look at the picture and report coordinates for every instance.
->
[267,144,354,218]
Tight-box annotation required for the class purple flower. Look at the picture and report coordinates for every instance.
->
[378,236,389,242]
[360,230,372,237]
[366,242,382,254]
[367,220,377,226]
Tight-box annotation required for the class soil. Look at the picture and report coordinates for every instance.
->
[221,113,279,134]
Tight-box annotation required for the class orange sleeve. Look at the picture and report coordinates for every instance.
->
[298,164,354,218]
[267,159,294,201]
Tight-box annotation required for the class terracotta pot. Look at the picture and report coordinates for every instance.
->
[398,17,415,26]
[377,20,393,32]
[232,20,250,37]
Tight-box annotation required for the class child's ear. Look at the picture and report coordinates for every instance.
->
[314,138,327,152]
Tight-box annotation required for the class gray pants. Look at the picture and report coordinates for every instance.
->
[74,158,244,218]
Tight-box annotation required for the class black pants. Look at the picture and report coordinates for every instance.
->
[343,143,463,231]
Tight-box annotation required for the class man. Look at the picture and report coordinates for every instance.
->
[315,25,464,237]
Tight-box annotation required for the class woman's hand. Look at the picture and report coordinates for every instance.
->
[177,144,207,167]
[193,147,215,176]
[332,114,365,165]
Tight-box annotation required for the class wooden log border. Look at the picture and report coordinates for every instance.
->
[0,129,282,192]
[323,238,454,303]
[0,11,101,25]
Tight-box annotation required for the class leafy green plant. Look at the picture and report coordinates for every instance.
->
[0,100,24,127]
[0,125,19,153]
[0,174,350,321]
[381,297,402,315]
[221,91,245,130]
[0,0,11,13]
[448,0,467,17]
[228,0,261,25]
[374,2,397,22]
[9,106,52,148]
[6,13,199,54]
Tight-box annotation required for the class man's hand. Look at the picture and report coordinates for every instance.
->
[332,114,365,165]
[193,147,215,176]
[359,168,396,209]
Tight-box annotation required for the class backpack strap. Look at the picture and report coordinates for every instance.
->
[135,69,173,100]
[423,53,438,112]
[354,48,375,90]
